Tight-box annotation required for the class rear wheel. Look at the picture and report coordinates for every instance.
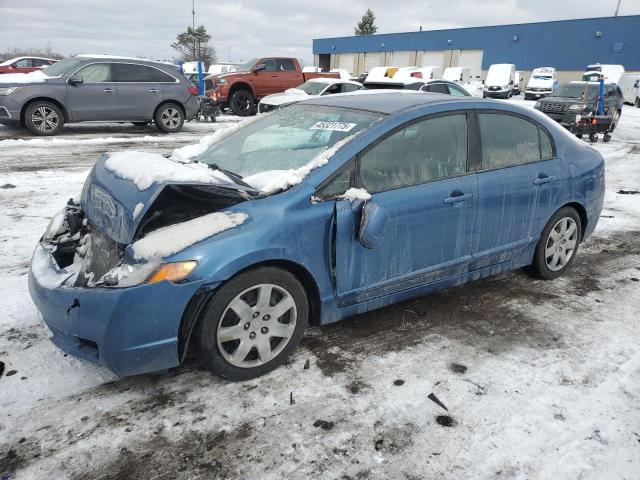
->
[229,90,256,116]
[635,97,640,108]
[198,267,308,381]
[530,207,582,280]
[24,101,64,136]
[154,103,184,133]
[589,131,598,143]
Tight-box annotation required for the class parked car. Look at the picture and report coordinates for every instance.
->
[208,57,339,116]
[364,76,471,96]
[513,71,523,95]
[258,78,362,113]
[443,66,471,84]
[28,92,604,379]
[534,81,624,132]
[617,73,640,106]
[524,67,558,100]
[0,54,199,135]
[0,56,57,74]
[483,64,516,98]
[582,64,625,84]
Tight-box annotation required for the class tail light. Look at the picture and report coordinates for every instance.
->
[187,85,199,96]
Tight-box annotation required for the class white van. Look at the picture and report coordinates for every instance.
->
[483,64,516,98]
[617,73,640,106]
[582,64,625,84]
[524,67,558,100]
[443,67,471,84]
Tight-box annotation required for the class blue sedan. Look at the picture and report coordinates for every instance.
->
[29,92,605,380]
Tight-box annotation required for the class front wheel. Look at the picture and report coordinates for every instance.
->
[229,90,256,116]
[198,267,308,381]
[154,103,184,133]
[530,207,582,280]
[24,101,64,136]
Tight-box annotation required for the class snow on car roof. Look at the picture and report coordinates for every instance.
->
[76,54,173,65]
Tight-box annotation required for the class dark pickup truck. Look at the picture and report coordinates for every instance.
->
[208,57,338,116]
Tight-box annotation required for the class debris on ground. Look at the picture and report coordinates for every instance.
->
[428,393,448,411]
[313,420,334,430]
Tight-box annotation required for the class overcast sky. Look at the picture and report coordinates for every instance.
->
[1,0,639,64]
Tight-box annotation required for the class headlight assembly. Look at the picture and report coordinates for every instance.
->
[0,86,23,95]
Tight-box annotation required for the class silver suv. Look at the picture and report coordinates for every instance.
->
[0,55,200,135]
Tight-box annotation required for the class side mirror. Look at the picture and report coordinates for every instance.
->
[69,75,83,86]
[254,64,266,73]
[358,201,389,249]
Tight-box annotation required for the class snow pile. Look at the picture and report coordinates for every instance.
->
[244,136,354,194]
[0,70,50,84]
[131,211,248,260]
[1,135,182,149]
[170,116,261,162]
[132,202,144,219]
[104,151,232,190]
[339,187,371,201]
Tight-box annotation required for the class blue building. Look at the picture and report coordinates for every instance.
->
[312,15,640,81]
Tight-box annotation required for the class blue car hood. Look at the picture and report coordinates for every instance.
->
[80,154,241,245]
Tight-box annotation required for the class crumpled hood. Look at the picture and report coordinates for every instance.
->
[80,152,238,245]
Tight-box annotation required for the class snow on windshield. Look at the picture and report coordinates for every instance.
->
[104,150,234,190]
[0,70,50,84]
[131,211,248,260]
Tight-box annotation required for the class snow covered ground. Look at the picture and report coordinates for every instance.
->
[1,104,639,479]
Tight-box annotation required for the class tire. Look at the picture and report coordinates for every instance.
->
[530,207,582,280]
[589,131,598,143]
[610,109,621,131]
[154,103,184,133]
[198,267,309,381]
[132,121,150,127]
[575,133,583,139]
[603,132,611,143]
[229,90,256,116]
[24,101,64,136]
[635,97,640,108]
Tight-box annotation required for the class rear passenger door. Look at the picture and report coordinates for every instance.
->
[112,63,174,120]
[66,63,118,121]
[276,58,303,91]
[470,111,565,270]
[325,112,478,305]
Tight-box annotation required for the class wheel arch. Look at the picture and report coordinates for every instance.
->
[559,201,588,239]
[154,99,185,118]
[21,97,69,124]
[228,82,255,98]
[177,258,322,363]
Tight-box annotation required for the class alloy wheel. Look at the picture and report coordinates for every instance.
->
[216,283,297,368]
[160,107,181,129]
[31,106,59,133]
[544,217,578,271]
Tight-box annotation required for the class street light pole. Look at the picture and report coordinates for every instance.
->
[614,0,622,16]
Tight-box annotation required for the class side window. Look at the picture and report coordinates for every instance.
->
[33,59,50,67]
[539,128,554,159]
[447,84,469,97]
[478,113,541,169]
[112,63,162,82]
[15,59,31,67]
[424,83,449,94]
[341,83,361,93]
[263,59,277,72]
[278,59,296,71]
[358,114,468,194]
[75,63,111,82]
[323,83,341,95]
[317,164,355,199]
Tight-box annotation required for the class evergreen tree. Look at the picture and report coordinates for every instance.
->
[171,25,217,65]
[355,9,378,35]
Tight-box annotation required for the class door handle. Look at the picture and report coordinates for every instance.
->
[533,174,556,185]
[102,88,114,93]
[148,88,159,93]
[443,192,473,204]
[270,75,278,78]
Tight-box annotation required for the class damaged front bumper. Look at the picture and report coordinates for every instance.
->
[28,242,210,376]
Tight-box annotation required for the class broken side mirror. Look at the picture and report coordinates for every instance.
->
[358,201,389,249]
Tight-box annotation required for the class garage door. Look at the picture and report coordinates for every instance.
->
[364,53,381,72]
[421,51,444,69]
[458,49,484,80]
[338,54,356,74]
[390,51,412,67]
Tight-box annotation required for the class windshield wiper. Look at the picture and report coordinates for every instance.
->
[206,163,254,188]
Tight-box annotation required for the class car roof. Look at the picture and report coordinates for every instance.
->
[306,77,360,85]
[301,91,474,114]
[76,54,175,67]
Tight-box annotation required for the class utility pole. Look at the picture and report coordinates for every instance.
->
[614,0,622,16]
[192,0,196,61]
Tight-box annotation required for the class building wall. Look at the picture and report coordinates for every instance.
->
[313,15,640,75]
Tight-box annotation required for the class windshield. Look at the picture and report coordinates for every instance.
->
[42,57,84,77]
[237,58,258,71]
[553,84,598,98]
[195,104,383,178]
[297,81,329,95]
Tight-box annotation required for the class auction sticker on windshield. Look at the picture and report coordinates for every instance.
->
[310,121,357,132]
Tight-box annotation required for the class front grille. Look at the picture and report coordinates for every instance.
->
[541,103,568,113]
[529,88,550,92]
[74,227,123,287]
[488,86,500,91]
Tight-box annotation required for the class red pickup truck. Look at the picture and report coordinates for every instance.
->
[209,57,339,116]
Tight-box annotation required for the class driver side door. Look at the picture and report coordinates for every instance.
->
[254,59,280,97]
[320,112,478,306]
[66,63,118,121]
